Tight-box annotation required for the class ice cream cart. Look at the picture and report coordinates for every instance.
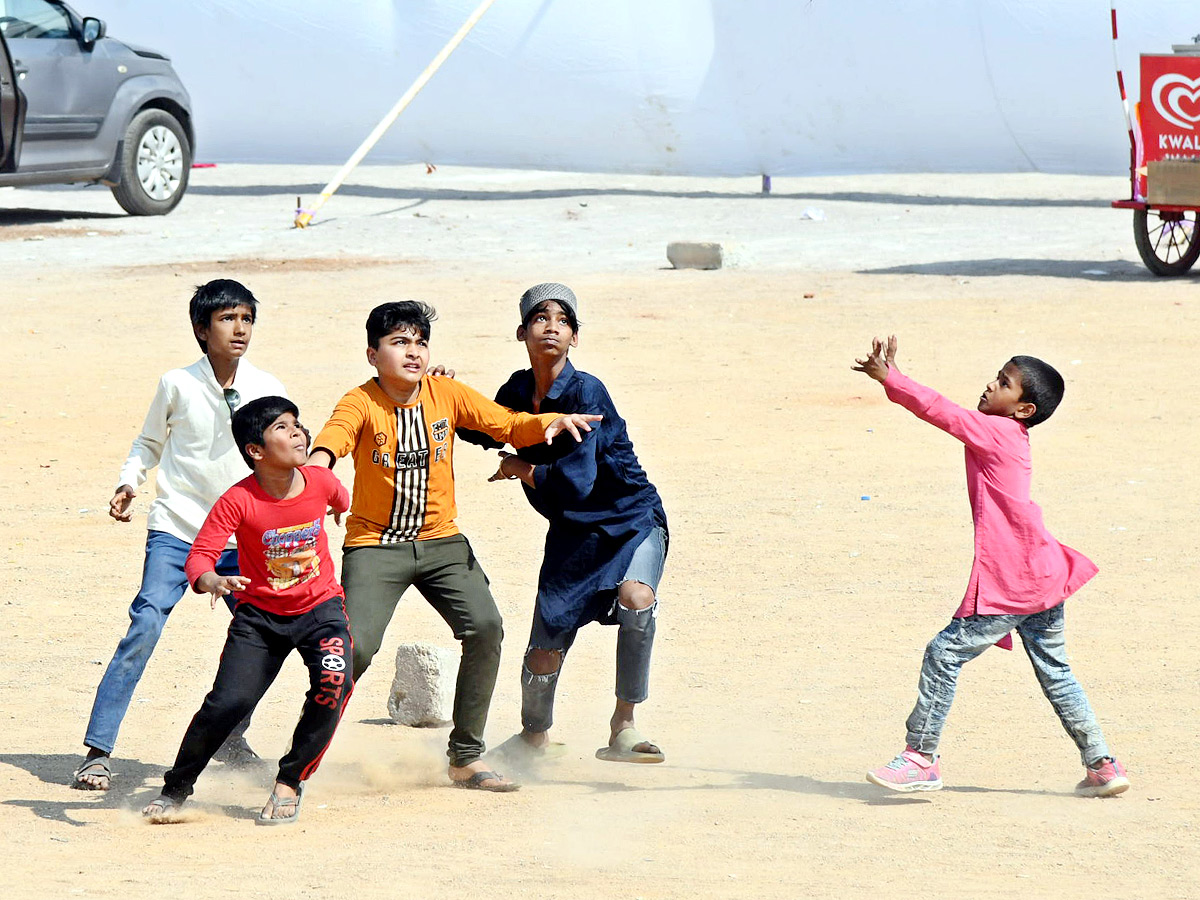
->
[1112,43,1200,275]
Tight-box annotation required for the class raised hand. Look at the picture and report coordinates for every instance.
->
[852,334,898,382]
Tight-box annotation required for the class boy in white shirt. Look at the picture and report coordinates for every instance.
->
[72,280,287,790]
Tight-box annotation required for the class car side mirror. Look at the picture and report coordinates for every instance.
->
[80,17,106,47]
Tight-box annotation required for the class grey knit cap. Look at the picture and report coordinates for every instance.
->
[519,282,579,326]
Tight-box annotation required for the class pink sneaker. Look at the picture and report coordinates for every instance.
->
[1075,758,1130,798]
[866,748,943,792]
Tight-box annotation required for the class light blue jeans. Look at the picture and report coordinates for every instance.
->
[905,603,1111,765]
[522,526,667,733]
[84,531,241,754]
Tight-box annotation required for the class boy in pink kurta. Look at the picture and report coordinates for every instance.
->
[853,336,1128,798]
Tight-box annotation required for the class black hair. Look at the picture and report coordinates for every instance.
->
[1009,356,1064,428]
[189,279,258,352]
[231,395,299,468]
[366,301,437,347]
[522,299,579,333]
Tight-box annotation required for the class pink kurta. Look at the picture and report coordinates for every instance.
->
[883,368,1097,622]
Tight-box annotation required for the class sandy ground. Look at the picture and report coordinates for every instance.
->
[1,166,1198,899]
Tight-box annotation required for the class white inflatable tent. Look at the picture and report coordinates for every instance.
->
[81,0,1198,175]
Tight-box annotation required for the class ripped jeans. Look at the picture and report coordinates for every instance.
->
[521,526,667,733]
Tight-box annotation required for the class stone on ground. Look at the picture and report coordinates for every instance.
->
[667,241,724,269]
[388,642,458,727]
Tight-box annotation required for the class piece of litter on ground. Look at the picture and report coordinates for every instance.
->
[860,495,870,501]
[800,207,825,221]
[957,279,970,285]
[849,551,861,557]
[803,292,815,298]
[1071,359,1082,365]
[1081,269,1108,275]
[317,804,328,809]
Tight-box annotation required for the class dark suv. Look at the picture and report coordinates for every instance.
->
[0,0,193,215]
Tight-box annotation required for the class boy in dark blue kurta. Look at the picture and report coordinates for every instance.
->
[460,283,668,763]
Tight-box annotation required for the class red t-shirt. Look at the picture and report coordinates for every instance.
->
[186,466,350,616]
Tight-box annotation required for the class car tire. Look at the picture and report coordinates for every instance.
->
[110,109,191,215]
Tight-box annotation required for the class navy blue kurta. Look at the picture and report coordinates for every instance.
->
[458,361,667,635]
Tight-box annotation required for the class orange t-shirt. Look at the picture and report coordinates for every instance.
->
[313,376,558,547]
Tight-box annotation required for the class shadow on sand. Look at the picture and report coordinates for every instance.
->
[0,752,272,825]
[860,258,1162,280]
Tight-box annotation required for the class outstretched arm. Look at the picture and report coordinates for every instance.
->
[852,334,898,382]
[857,335,1005,453]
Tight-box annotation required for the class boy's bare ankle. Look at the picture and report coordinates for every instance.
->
[520,730,550,748]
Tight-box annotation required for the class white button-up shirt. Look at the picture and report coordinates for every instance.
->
[117,356,287,546]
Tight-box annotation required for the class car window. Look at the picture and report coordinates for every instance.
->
[0,0,72,40]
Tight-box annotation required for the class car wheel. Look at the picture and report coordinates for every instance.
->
[110,109,191,215]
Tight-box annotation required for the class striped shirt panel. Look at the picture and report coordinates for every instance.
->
[381,403,430,543]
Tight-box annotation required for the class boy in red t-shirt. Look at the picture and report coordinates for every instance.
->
[142,396,352,825]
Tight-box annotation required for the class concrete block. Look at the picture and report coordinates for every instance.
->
[667,241,724,270]
[388,642,458,727]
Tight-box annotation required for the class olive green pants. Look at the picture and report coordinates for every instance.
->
[341,534,503,766]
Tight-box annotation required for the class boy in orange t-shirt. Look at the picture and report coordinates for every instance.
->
[309,301,598,792]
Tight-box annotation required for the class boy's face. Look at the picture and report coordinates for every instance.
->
[978,362,1033,420]
[196,304,254,360]
[248,412,309,469]
[517,301,577,362]
[367,326,429,389]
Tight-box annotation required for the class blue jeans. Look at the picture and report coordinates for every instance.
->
[904,603,1110,765]
[84,531,240,754]
[522,526,667,732]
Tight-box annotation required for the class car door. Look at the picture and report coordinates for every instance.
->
[0,0,121,172]
[0,25,25,171]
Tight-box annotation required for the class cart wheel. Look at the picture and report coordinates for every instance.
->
[1133,208,1200,276]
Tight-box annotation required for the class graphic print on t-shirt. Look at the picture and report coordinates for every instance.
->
[381,403,430,543]
[263,517,323,590]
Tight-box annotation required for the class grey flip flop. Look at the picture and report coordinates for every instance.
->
[256,785,303,826]
[72,755,112,791]
[452,770,521,792]
[142,794,185,822]
[595,727,665,764]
